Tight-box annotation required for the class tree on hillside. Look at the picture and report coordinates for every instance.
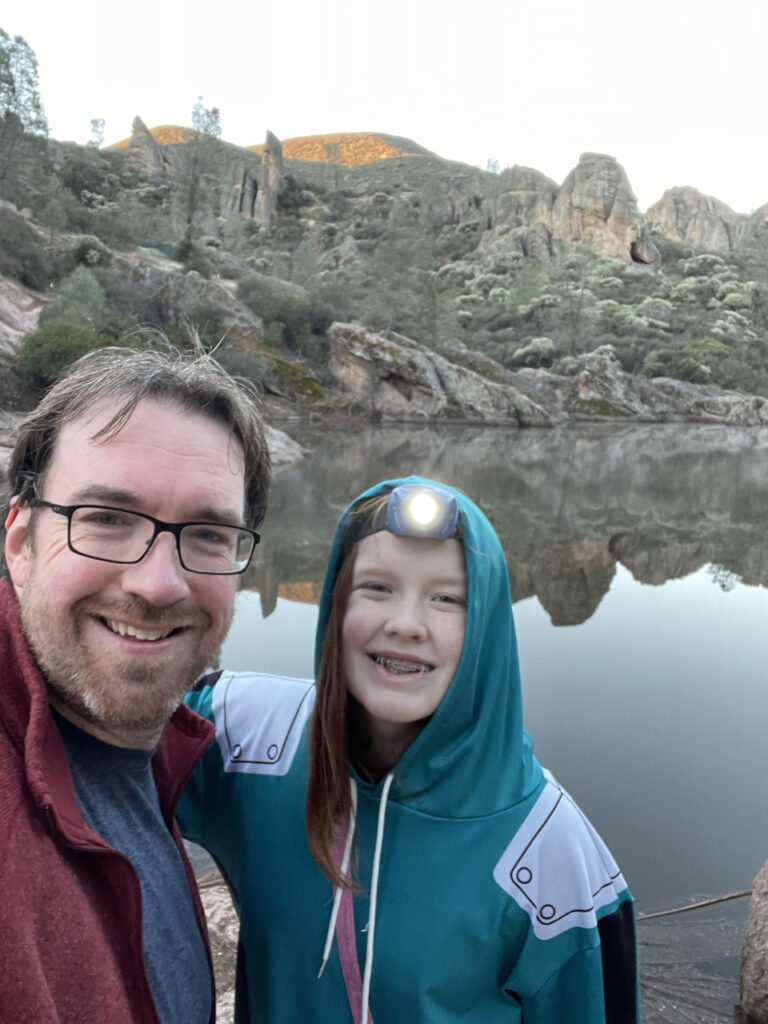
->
[89,118,105,148]
[0,29,49,203]
[175,96,222,241]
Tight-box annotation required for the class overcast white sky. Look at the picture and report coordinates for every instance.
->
[3,0,767,214]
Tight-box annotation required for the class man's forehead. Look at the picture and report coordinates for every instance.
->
[55,397,220,442]
[45,397,246,505]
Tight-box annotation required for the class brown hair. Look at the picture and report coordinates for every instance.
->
[5,343,271,538]
[306,493,390,890]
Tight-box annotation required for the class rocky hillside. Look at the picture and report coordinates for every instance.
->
[2,123,768,421]
[112,123,762,259]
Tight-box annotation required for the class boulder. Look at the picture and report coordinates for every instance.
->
[646,186,747,252]
[326,322,555,425]
[741,858,768,1022]
[551,153,645,261]
[110,252,264,336]
[556,347,768,425]
[646,376,768,425]
[264,424,306,467]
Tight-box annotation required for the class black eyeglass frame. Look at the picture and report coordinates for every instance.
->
[27,499,260,575]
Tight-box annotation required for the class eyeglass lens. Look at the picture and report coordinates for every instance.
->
[68,507,254,573]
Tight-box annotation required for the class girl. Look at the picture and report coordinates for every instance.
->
[180,477,639,1023]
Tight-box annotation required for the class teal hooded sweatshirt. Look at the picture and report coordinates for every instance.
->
[179,476,639,1023]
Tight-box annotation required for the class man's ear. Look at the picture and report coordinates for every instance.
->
[4,498,32,589]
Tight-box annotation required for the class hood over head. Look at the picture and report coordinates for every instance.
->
[315,476,543,818]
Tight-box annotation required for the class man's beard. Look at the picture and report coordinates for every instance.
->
[20,584,232,739]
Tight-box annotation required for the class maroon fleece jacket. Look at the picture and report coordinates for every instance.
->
[0,578,216,1023]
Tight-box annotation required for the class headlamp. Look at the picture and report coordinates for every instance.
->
[386,484,459,540]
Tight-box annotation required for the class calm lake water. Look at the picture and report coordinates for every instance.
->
[220,421,768,929]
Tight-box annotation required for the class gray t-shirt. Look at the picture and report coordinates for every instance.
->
[54,710,212,1024]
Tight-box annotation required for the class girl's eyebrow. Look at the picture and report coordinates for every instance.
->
[352,564,466,589]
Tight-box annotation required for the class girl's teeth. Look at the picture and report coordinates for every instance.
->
[377,656,429,674]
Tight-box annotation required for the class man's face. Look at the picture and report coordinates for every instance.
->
[4,397,246,745]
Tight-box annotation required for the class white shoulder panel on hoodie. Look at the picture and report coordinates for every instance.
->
[492,771,628,940]
[211,671,316,776]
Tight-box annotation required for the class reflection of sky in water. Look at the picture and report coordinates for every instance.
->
[221,591,318,679]
[218,565,768,911]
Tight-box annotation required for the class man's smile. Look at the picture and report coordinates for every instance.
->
[103,618,179,642]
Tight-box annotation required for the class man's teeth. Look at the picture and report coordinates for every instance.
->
[106,620,174,642]
[374,656,431,675]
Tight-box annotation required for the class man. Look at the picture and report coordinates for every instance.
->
[0,345,271,1024]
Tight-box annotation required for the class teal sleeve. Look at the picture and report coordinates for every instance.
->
[504,900,640,1024]
[517,947,611,1023]
[177,684,217,847]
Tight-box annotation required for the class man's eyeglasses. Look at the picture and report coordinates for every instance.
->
[28,500,260,575]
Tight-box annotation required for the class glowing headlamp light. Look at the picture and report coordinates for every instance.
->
[386,484,459,539]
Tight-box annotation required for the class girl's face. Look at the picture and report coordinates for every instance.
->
[341,531,467,738]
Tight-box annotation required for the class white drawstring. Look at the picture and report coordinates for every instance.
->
[316,771,395,1024]
[360,772,394,1024]
[318,779,358,979]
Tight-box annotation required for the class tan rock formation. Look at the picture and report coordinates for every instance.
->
[123,117,170,177]
[480,166,557,258]
[254,131,285,228]
[221,159,260,220]
[0,273,42,354]
[551,153,654,262]
[491,166,557,228]
[645,186,747,252]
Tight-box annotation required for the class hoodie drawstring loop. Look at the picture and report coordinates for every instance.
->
[317,772,395,1024]
[318,778,358,979]
[360,772,394,1024]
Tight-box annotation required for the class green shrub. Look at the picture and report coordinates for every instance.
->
[0,207,52,289]
[19,323,103,383]
[72,234,112,267]
[277,175,305,214]
[41,267,109,332]
[510,336,555,368]
[175,240,212,278]
[308,300,333,335]
[217,348,271,383]
[183,303,227,351]
[237,274,311,334]
[264,321,286,348]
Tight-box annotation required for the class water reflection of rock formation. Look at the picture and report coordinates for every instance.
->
[245,423,768,626]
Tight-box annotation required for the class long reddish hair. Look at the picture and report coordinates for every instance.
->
[306,494,389,890]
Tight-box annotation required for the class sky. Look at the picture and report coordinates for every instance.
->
[3,0,768,214]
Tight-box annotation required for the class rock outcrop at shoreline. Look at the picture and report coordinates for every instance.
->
[325,323,768,427]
